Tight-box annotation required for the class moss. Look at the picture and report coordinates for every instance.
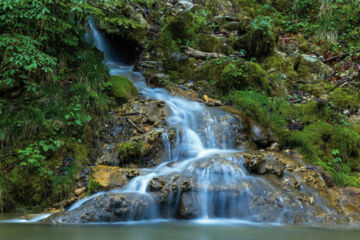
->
[109,76,138,103]
[118,140,144,165]
[149,30,179,60]
[262,54,294,73]
[166,6,209,41]
[295,54,332,83]
[298,82,336,97]
[233,16,276,58]
[329,88,360,111]
[193,34,225,53]
[219,61,267,94]
[261,53,299,96]
[87,176,102,195]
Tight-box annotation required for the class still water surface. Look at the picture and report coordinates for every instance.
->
[0,221,360,240]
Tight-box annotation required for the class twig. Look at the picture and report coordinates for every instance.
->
[126,118,144,133]
[323,50,360,62]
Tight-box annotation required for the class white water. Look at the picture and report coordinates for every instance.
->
[54,18,255,221]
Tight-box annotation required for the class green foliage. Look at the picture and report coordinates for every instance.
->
[329,88,360,111]
[0,0,112,211]
[0,34,56,89]
[87,176,102,195]
[229,89,360,187]
[17,138,61,177]
[118,140,144,165]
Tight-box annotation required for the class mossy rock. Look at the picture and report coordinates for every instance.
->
[219,61,268,94]
[233,17,276,58]
[118,140,147,165]
[109,76,138,103]
[261,53,299,95]
[295,54,332,83]
[193,34,226,53]
[165,52,197,81]
[166,5,207,40]
[329,88,360,111]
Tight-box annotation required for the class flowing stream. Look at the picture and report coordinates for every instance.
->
[72,17,261,221]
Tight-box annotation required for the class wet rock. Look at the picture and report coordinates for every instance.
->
[259,154,286,177]
[91,165,140,190]
[313,166,335,188]
[118,128,174,167]
[143,71,175,88]
[202,95,222,106]
[44,192,155,224]
[149,173,197,203]
[178,192,201,219]
[243,152,266,173]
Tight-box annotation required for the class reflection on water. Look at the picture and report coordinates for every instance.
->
[0,222,360,240]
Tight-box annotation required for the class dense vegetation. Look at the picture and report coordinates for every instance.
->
[0,0,359,213]
[0,0,112,212]
[141,0,360,187]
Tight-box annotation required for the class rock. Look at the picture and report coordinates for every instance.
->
[91,165,140,190]
[44,192,155,224]
[97,99,172,167]
[202,95,222,106]
[178,192,201,219]
[243,152,266,173]
[75,187,86,196]
[313,166,335,188]
[109,76,138,103]
[118,128,174,167]
[259,154,286,177]
[143,72,175,88]
[295,54,332,83]
[250,124,271,148]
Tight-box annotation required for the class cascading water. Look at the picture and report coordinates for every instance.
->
[35,18,347,225]
[70,17,260,221]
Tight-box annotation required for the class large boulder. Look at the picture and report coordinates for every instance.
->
[90,165,141,190]
[43,192,156,224]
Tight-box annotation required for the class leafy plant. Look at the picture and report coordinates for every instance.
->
[17,138,61,177]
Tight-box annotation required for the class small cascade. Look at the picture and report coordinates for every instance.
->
[63,19,259,221]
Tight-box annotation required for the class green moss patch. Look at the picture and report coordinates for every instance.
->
[329,88,360,111]
[109,76,138,103]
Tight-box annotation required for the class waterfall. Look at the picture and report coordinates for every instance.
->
[65,18,262,221]
[32,18,344,225]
